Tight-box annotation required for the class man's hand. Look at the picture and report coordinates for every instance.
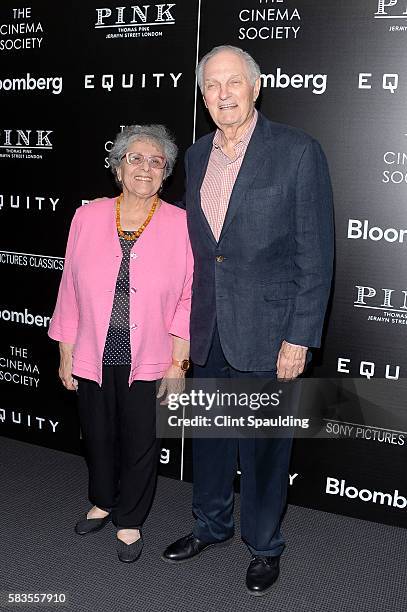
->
[157,364,186,404]
[276,341,308,381]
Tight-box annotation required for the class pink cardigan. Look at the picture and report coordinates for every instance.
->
[48,198,193,386]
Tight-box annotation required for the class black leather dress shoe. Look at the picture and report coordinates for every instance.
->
[116,534,144,563]
[161,532,232,563]
[246,555,280,596]
[74,513,111,535]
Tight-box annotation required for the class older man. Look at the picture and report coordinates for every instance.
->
[161,45,334,595]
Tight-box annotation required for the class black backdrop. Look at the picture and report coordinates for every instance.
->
[1,0,406,528]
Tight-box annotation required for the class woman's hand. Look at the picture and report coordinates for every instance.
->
[157,364,186,404]
[58,342,77,391]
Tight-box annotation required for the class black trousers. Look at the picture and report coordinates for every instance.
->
[76,365,160,529]
[192,327,294,557]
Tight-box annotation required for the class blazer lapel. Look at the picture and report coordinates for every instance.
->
[218,114,268,243]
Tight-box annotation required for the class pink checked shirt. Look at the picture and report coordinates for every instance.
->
[200,110,258,241]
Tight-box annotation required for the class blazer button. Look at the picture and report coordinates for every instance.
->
[216,255,225,263]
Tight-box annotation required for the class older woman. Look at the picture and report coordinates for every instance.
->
[48,124,193,563]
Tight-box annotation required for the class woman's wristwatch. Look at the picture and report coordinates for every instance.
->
[172,358,190,372]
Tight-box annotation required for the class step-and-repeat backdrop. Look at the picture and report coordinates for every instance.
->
[1,0,406,527]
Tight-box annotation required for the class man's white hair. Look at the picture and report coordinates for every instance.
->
[196,45,261,92]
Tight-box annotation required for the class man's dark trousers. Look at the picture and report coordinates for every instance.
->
[192,326,293,557]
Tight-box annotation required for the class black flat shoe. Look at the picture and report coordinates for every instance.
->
[161,532,232,563]
[74,513,111,535]
[116,534,144,563]
[246,555,280,596]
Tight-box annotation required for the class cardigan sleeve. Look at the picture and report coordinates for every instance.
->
[168,231,194,341]
[48,210,80,344]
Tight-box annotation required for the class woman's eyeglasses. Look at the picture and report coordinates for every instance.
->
[121,152,167,169]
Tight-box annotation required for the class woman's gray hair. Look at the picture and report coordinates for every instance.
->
[196,45,261,92]
[109,124,178,184]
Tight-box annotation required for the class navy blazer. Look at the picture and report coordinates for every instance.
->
[185,112,334,371]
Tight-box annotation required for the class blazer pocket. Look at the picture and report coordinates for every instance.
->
[246,185,282,200]
[263,280,296,301]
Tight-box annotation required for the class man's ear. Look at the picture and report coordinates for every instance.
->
[253,77,261,102]
[203,95,208,109]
